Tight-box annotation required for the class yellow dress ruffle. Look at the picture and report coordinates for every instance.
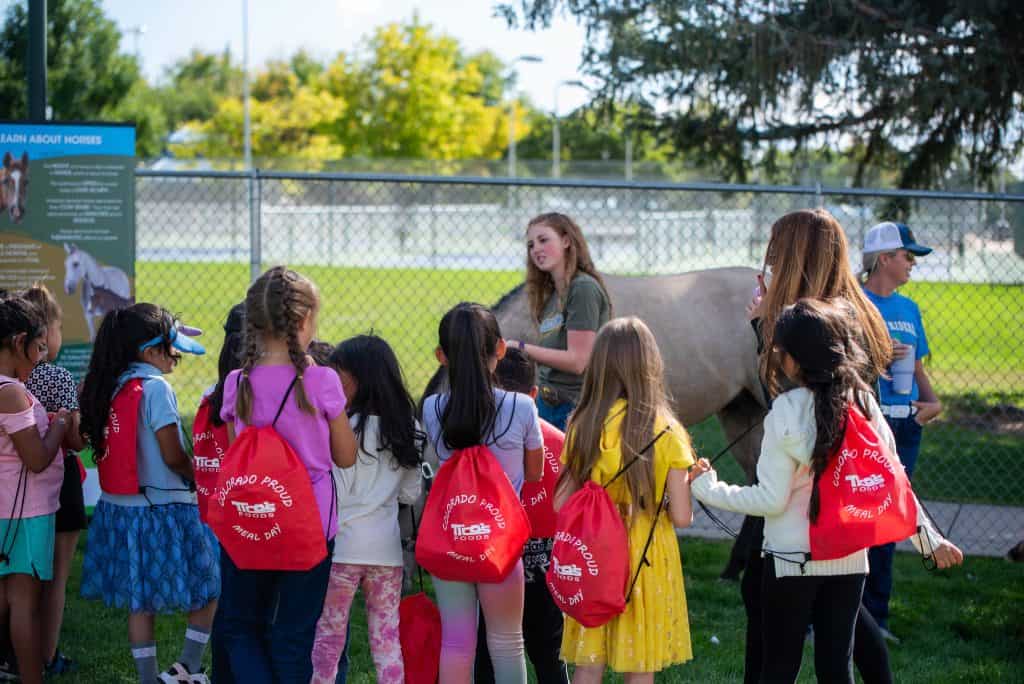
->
[560,400,695,672]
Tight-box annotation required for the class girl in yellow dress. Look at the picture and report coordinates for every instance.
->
[555,317,695,683]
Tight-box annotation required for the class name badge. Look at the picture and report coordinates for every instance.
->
[539,312,564,334]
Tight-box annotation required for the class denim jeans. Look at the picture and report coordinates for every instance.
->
[217,540,334,684]
[864,415,923,628]
[536,396,574,432]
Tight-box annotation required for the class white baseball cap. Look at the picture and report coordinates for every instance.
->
[863,222,932,256]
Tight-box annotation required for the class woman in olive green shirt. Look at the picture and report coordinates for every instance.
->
[504,213,611,430]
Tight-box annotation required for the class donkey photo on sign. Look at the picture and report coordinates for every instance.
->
[1,151,29,223]
[63,243,134,340]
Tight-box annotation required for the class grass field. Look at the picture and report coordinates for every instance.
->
[55,537,1023,683]
[134,262,1024,506]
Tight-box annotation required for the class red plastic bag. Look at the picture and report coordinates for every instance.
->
[809,406,918,560]
[399,592,441,684]
[519,419,564,539]
[415,444,531,583]
[546,480,630,627]
[207,379,326,571]
[96,378,144,495]
[192,395,230,523]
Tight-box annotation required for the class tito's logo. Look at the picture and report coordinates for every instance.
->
[232,501,277,518]
[451,523,491,540]
[845,474,885,493]
[552,556,582,581]
[194,455,221,470]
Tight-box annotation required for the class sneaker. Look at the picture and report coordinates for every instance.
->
[0,657,19,681]
[156,663,193,684]
[44,651,76,676]
[189,672,210,684]
[878,626,901,644]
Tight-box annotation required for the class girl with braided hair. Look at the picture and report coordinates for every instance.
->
[690,299,962,683]
[217,266,357,683]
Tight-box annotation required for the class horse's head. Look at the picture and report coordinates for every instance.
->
[1,152,28,223]
[64,243,84,294]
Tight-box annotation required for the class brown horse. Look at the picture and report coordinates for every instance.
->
[1,151,29,223]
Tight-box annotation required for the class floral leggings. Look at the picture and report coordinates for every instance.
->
[311,563,404,684]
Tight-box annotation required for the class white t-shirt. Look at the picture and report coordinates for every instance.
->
[332,414,423,566]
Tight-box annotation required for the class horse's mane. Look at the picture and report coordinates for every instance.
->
[491,282,526,313]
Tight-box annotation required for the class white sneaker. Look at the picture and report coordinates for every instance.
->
[189,672,210,684]
[157,663,193,683]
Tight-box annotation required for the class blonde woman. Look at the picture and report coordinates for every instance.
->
[504,213,611,430]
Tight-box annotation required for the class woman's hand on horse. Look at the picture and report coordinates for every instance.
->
[747,275,767,321]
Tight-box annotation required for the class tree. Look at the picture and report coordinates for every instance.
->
[0,0,140,121]
[499,1,1024,189]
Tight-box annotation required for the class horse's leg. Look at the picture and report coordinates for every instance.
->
[714,390,767,581]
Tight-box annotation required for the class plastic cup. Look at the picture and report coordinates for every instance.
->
[890,342,916,394]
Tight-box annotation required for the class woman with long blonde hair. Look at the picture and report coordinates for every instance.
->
[740,209,898,684]
[504,213,611,430]
[555,317,694,684]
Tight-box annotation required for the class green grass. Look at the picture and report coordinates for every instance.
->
[131,264,1023,506]
[56,537,1024,683]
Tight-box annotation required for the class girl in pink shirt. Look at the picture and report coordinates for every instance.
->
[217,266,357,683]
[0,294,71,684]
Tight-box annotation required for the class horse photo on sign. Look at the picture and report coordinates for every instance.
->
[0,151,29,223]
[63,242,134,340]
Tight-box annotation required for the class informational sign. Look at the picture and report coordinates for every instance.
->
[0,121,136,377]
[1,122,136,508]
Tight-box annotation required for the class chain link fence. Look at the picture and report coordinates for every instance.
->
[135,169,1024,556]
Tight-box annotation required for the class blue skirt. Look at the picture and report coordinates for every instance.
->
[81,501,220,614]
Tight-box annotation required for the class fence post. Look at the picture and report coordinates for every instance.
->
[248,169,261,283]
[815,181,823,208]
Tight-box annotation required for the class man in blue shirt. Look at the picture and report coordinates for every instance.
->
[861,221,943,640]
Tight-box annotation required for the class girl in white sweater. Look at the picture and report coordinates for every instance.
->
[691,299,962,683]
[310,335,425,684]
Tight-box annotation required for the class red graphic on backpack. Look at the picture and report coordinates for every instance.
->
[192,395,230,523]
[809,405,918,560]
[95,378,144,495]
[207,377,327,571]
[415,444,531,583]
[547,427,669,628]
[518,419,563,539]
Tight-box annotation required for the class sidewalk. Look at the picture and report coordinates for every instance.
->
[680,500,1023,558]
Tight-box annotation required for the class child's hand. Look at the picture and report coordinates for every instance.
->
[746,274,767,321]
[50,408,70,431]
[689,458,714,482]
[930,540,964,569]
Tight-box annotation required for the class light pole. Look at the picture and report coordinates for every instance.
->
[552,80,585,179]
[506,55,542,178]
[125,25,147,62]
[242,0,252,170]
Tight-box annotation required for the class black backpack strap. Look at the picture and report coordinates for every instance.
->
[271,376,299,428]
[626,470,671,602]
[603,425,670,489]
[0,380,29,566]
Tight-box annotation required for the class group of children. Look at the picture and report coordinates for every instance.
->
[0,233,960,683]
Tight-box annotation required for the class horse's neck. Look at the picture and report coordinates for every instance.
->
[81,255,105,287]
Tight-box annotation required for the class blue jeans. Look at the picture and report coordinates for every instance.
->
[217,540,334,684]
[864,415,923,628]
[536,396,574,432]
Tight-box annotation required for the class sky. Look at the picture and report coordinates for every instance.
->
[95,0,593,116]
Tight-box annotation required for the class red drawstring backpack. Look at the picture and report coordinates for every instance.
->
[518,419,564,539]
[547,427,670,628]
[192,395,230,523]
[207,377,327,571]
[415,444,531,583]
[96,378,144,495]
[400,507,441,684]
[809,405,918,560]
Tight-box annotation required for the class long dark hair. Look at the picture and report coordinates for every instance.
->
[773,298,873,523]
[208,303,245,427]
[329,335,423,469]
[437,302,501,450]
[80,304,176,453]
